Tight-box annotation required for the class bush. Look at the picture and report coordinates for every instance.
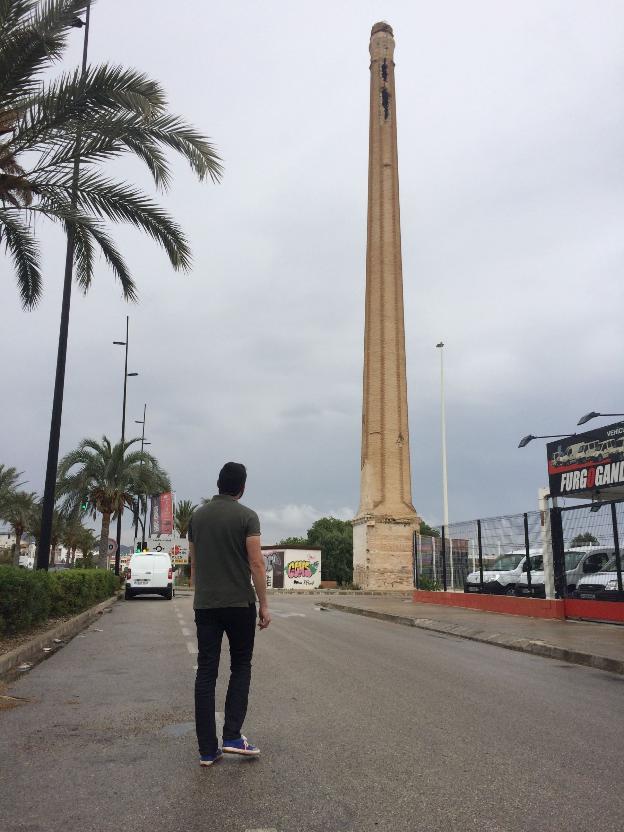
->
[0,567,119,637]
[417,576,441,591]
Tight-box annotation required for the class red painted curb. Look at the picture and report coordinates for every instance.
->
[412,590,565,619]
[563,598,624,623]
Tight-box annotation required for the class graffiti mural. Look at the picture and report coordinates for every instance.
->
[262,548,322,589]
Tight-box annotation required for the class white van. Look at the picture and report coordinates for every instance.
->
[125,551,174,600]
[463,550,540,595]
[515,547,612,598]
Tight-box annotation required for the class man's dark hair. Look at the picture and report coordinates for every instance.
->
[218,462,247,496]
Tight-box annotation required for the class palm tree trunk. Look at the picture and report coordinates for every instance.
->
[99,512,111,569]
[12,531,22,567]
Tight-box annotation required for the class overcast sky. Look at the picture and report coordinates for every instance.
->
[1,0,624,544]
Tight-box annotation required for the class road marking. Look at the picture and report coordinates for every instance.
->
[271,611,306,618]
[181,627,191,637]
[245,828,278,831]
[186,641,198,655]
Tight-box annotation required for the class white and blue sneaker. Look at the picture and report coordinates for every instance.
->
[199,749,223,767]
[222,735,261,757]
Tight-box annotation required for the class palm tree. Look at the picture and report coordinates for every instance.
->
[0,489,37,566]
[61,512,94,566]
[174,499,197,539]
[56,436,170,568]
[0,0,222,308]
[26,498,65,565]
[0,463,24,512]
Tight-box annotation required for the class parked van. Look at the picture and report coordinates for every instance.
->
[125,551,174,600]
[515,547,612,598]
[463,550,541,595]
[575,556,623,600]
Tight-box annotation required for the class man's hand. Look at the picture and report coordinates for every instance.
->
[258,604,271,630]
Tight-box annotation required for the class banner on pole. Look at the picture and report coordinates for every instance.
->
[150,492,174,536]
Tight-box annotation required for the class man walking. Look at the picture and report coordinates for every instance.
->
[188,462,271,767]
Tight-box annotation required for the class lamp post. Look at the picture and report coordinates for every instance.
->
[133,405,150,546]
[517,433,574,448]
[436,343,449,531]
[113,316,138,575]
[436,342,452,589]
[577,412,624,426]
[36,3,92,571]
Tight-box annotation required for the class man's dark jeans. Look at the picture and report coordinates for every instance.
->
[194,604,256,756]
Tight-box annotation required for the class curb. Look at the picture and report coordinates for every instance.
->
[0,594,120,683]
[321,602,624,676]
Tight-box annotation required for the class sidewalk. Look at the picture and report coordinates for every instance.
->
[321,595,624,675]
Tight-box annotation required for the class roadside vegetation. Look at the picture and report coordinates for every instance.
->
[0,565,119,636]
[0,0,222,308]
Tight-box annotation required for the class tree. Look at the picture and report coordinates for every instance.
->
[0,0,222,309]
[27,499,65,565]
[419,521,440,538]
[56,436,170,568]
[306,517,353,585]
[570,532,599,547]
[61,512,95,566]
[277,536,308,547]
[174,499,197,539]
[0,489,37,566]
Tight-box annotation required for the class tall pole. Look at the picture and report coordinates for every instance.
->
[36,3,92,571]
[134,404,147,545]
[437,342,449,531]
[114,316,130,575]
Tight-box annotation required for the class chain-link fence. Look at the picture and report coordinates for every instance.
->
[414,501,624,603]
[552,500,624,600]
[414,510,543,593]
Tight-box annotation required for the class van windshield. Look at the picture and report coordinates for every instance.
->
[487,554,523,571]
[565,551,585,570]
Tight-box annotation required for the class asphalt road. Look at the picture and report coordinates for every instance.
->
[1,593,623,832]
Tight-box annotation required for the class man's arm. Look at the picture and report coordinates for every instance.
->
[189,541,196,589]
[246,535,271,629]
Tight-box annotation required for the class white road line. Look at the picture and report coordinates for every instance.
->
[181,627,191,637]
[186,641,198,655]
[245,828,278,831]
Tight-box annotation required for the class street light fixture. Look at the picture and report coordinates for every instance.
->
[133,406,150,546]
[36,2,92,571]
[518,433,574,448]
[435,343,449,524]
[113,316,138,575]
[577,411,624,426]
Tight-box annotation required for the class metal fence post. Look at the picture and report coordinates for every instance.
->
[477,519,484,591]
[441,525,448,591]
[550,506,566,598]
[524,512,532,594]
[413,532,419,589]
[610,502,623,594]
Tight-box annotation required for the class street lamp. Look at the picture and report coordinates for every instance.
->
[436,342,452,588]
[577,411,624,426]
[436,342,449,530]
[133,405,150,546]
[113,316,138,575]
[518,433,574,448]
[36,2,92,571]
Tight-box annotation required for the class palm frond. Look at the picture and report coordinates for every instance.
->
[0,207,41,306]
[36,171,192,270]
[0,1,91,106]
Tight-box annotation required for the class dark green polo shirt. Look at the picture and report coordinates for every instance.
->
[188,495,260,609]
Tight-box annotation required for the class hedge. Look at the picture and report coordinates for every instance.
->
[0,567,119,637]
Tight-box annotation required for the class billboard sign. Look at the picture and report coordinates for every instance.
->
[547,421,624,499]
[262,547,322,589]
[150,492,174,536]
